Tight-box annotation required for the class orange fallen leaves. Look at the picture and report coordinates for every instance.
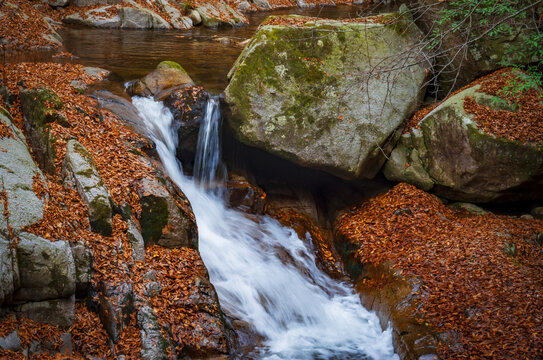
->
[336,183,543,359]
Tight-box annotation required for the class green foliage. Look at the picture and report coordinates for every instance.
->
[429,0,543,99]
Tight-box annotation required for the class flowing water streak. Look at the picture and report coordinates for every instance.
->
[132,96,398,360]
[194,97,224,187]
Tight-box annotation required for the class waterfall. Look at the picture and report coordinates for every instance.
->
[132,96,398,360]
[193,96,224,187]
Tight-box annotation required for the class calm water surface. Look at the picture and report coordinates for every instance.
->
[7,4,395,93]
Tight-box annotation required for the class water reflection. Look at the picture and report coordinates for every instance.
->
[5,4,396,93]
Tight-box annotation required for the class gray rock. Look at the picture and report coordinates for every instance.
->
[188,9,201,25]
[137,175,198,249]
[118,7,171,29]
[20,87,67,174]
[14,296,75,327]
[127,61,193,98]
[225,14,428,180]
[252,0,271,9]
[0,107,46,235]
[156,0,192,29]
[92,90,146,133]
[448,202,489,215]
[0,235,18,305]
[0,329,21,351]
[69,242,93,296]
[14,233,76,302]
[127,219,145,262]
[384,70,543,202]
[83,66,111,79]
[195,2,246,28]
[63,6,121,28]
[62,139,113,236]
[72,0,122,5]
[137,306,175,360]
[531,207,543,219]
[98,280,133,342]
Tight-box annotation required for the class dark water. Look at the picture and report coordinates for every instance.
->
[5,4,395,93]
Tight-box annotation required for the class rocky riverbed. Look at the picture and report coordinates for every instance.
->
[1,1,543,359]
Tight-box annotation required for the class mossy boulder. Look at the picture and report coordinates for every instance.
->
[384,77,543,202]
[225,14,429,180]
[14,232,76,302]
[127,61,194,98]
[20,87,68,174]
[62,139,113,236]
[412,0,543,95]
[0,106,47,234]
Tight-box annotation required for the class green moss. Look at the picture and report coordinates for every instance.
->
[156,61,187,73]
[89,196,112,236]
[140,195,169,246]
[0,106,13,121]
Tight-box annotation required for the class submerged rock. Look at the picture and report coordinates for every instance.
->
[127,61,194,98]
[0,107,46,234]
[384,70,543,202]
[62,139,114,236]
[225,14,428,180]
[225,173,267,214]
[14,232,76,302]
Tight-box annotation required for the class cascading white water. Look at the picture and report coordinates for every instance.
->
[193,97,224,187]
[133,96,398,360]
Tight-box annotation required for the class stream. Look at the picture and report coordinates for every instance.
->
[132,96,398,359]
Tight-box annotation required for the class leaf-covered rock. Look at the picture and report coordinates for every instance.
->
[225,14,428,180]
[0,106,46,234]
[20,87,68,174]
[384,69,543,202]
[62,139,114,236]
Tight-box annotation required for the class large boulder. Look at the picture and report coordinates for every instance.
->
[225,14,429,180]
[14,233,76,302]
[62,139,114,236]
[384,70,543,202]
[0,107,46,234]
[412,0,543,95]
[127,61,194,98]
[20,87,69,174]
